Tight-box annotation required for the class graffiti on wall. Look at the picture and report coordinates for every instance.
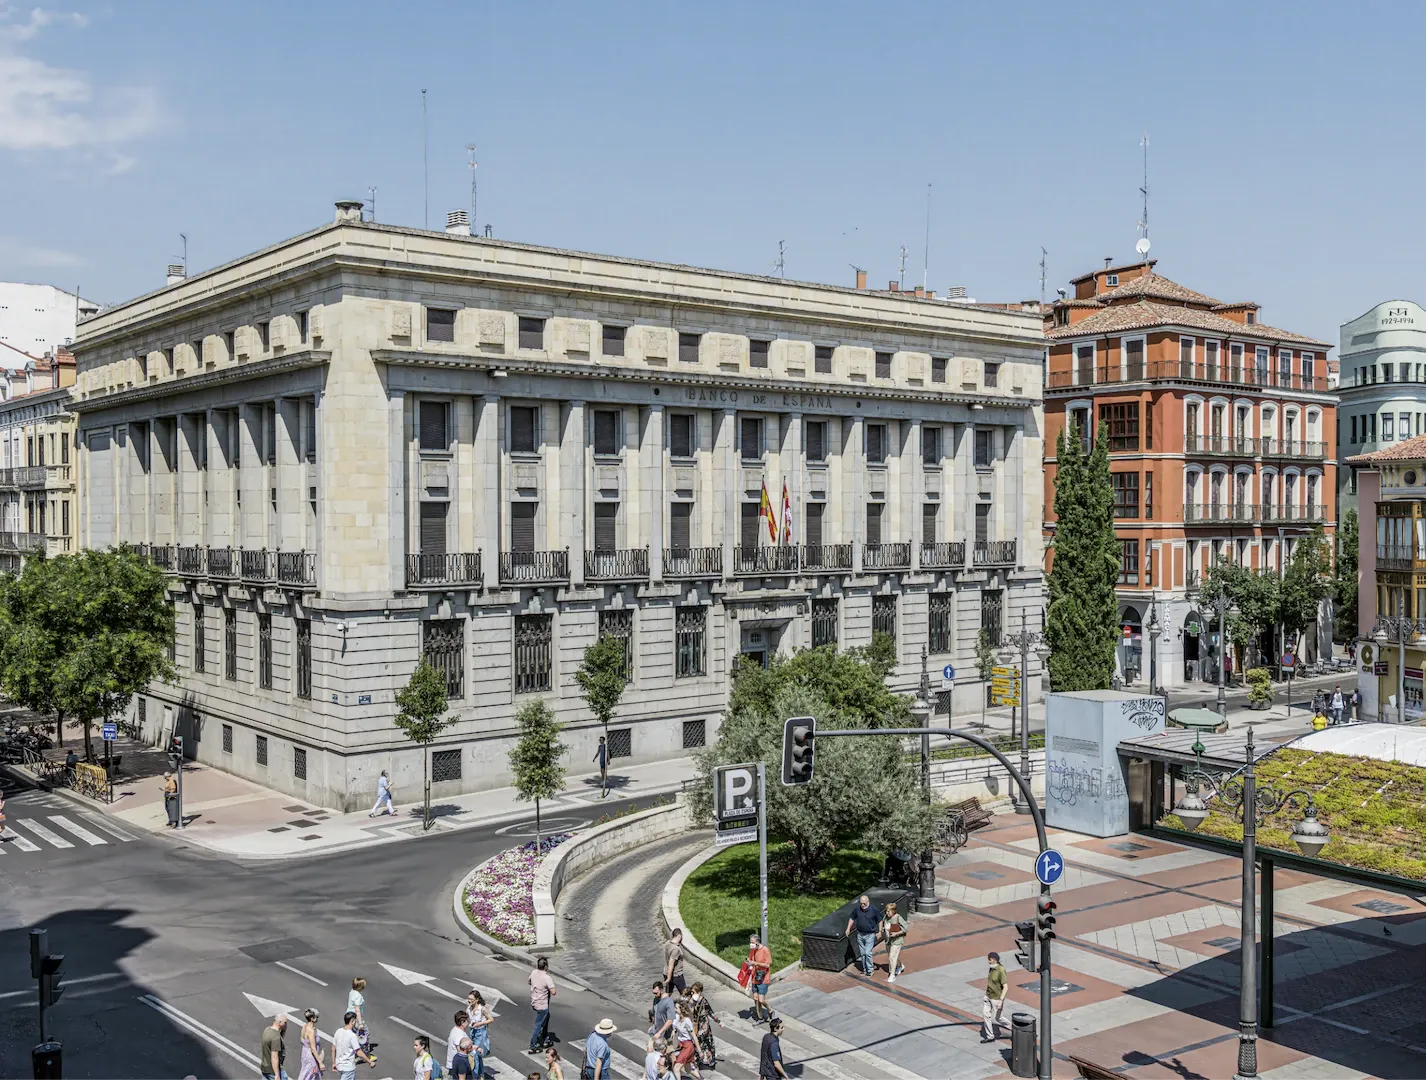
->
[1046,756,1128,808]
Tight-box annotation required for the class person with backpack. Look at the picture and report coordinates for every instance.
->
[412,1035,438,1080]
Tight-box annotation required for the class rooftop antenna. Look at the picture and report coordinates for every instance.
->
[422,89,429,229]
[921,182,932,291]
[898,245,909,290]
[773,240,786,278]
[180,233,187,275]
[366,186,377,223]
[466,143,478,234]
[1039,247,1048,307]
[1136,132,1152,265]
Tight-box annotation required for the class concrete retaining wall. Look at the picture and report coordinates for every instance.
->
[533,799,690,947]
[930,748,1045,805]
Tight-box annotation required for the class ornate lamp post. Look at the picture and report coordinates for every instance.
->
[1207,585,1233,721]
[1372,615,1419,724]
[913,648,940,914]
[999,612,1051,816]
[1173,727,1330,1080]
[1147,602,1161,697]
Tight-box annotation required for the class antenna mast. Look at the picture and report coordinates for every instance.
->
[1039,247,1048,307]
[773,240,786,278]
[366,186,377,223]
[922,182,932,291]
[422,89,429,229]
[1138,132,1149,256]
[467,144,478,233]
[898,245,909,291]
[180,233,188,275]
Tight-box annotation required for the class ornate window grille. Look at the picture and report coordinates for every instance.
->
[224,609,237,681]
[514,614,553,694]
[872,595,897,644]
[675,606,706,678]
[682,720,706,749]
[431,748,463,783]
[607,727,632,758]
[193,604,205,673]
[811,598,839,649]
[295,618,312,699]
[258,614,273,689]
[981,589,1004,648]
[256,734,268,767]
[599,608,634,681]
[929,592,954,654]
[293,747,307,781]
[423,619,465,699]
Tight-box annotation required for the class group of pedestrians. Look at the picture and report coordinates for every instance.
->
[258,999,377,1080]
[1311,684,1357,728]
[843,895,909,982]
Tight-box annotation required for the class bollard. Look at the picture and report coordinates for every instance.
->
[1010,1012,1037,1078]
[32,1040,62,1079]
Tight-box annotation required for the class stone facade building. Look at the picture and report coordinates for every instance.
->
[70,204,1045,809]
[0,349,78,571]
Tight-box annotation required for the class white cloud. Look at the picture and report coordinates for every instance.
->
[0,238,82,267]
[0,5,88,42]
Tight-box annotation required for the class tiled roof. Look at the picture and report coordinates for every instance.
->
[1345,433,1426,464]
[1097,272,1223,307]
[1045,299,1332,348]
[1212,301,1260,311]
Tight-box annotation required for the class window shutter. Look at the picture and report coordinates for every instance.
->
[866,503,883,545]
[594,502,618,552]
[806,503,824,547]
[593,411,619,455]
[670,414,693,458]
[815,346,833,374]
[867,424,885,462]
[510,407,536,453]
[740,418,760,458]
[602,323,626,357]
[511,502,537,552]
[741,502,760,548]
[419,502,448,555]
[419,402,447,451]
[922,503,938,544]
[670,503,692,549]
[806,421,825,462]
[427,308,456,343]
[975,504,990,543]
[749,340,769,368]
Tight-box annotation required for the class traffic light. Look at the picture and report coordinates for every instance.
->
[168,735,183,769]
[1035,896,1058,944]
[38,953,63,1008]
[1014,919,1038,972]
[781,715,816,786]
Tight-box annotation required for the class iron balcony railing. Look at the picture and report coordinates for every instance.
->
[1261,504,1326,523]
[735,545,799,575]
[1184,434,1258,457]
[662,546,722,579]
[1261,438,1329,459]
[241,548,275,582]
[1377,547,1415,571]
[206,547,237,579]
[407,552,482,587]
[276,551,317,587]
[0,532,45,553]
[14,466,48,490]
[801,543,854,571]
[1186,567,1201,593]
[920,541,966,569]
[584,548,650,581]
[1048,359,1331,393]
[1184,503,1258,524]
[176,545,206,575]
[863,542,911,570]
[146,543,175,570]
[973,540,1017,567]
[500,549,570,584]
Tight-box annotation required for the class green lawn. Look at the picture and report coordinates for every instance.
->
[679,844,883,972]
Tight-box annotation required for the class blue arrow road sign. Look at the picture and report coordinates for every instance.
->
[941,664,956,686]
[1035,848,1065,886]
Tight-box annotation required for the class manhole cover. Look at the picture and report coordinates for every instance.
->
[1357,899,1409,914]
[240,938,316,963]
[1203,937,1239,950]
[1018,979,1082,996]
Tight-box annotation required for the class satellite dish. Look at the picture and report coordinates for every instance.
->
[1135,237,1152,256]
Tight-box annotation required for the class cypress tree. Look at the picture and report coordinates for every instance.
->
[1046,421,1121,691]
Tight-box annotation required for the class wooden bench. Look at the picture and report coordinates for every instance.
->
[947,797,993,831]
[1068,1056,1117,1079]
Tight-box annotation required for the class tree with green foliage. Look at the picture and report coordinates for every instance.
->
[726,640,910,732]
[0,556,68,745]
[1202,560,1280,673]
[507,698,568,853]
[1333,510,1359,641]
[975,628,995,728]
[1280,525,1334,659]
[575,632,628,732]
[393,660,453,830]
[1046,421,1120,690]
[690,681,933,887]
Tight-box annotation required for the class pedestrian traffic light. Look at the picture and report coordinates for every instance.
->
[38,953,62,1008]
[168,735,183,769]
[781,715,816,786]
[1035,896,1057,943]
[1014,919,1038,972]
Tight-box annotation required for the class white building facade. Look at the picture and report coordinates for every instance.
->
[71,207,1046,809]
[0,283,98,359]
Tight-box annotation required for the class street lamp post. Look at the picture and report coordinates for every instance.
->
[1173,727,1330,1080]
[999,612,1051,816]
[1148,602,1161,698]
[1208,585,1233,721]
[913,648,940,914]
[1372,616,1417,725]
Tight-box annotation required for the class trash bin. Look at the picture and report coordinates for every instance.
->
[32,1040,62,1079]
[1010,1012,1036,1078]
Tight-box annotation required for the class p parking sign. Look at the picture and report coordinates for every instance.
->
[714,762,760,823]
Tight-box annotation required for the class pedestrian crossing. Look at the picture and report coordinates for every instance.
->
[0,808,136,853]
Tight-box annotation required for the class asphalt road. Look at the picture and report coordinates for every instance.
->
[0,782,674,1080]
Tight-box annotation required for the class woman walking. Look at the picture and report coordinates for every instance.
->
[881,902,908,982]
[298,1009,323,1080]
[466,989,493,1078]
[671,1000,700,1079]
[687,982,721,1068]
[369,770,396,817]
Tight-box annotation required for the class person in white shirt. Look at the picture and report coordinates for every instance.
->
[446,1010,470,1071]
[331,1011,372,1080]
[644,1039,662,1080]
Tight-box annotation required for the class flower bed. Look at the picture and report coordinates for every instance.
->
[464,834,571,945]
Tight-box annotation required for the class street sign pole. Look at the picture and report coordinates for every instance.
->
[756,761,769,950]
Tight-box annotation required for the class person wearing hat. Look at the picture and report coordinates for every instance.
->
[584,1019,615,1080]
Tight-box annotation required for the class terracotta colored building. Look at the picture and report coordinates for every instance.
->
[1043,260,1338,687]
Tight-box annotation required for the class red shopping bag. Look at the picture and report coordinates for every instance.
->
[737,961,753,988]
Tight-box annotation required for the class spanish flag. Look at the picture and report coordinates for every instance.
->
[760,480,778,542]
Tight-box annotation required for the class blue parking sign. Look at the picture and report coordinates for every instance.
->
[101,722,118,742]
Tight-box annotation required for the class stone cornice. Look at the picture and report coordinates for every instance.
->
[70,351,332,413]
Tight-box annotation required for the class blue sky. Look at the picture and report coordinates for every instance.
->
[1,2,1421,348]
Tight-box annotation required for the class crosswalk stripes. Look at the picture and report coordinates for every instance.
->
[0,826,39,851]
[48,815,107,845]
[0,810,136,853]
[16,817,72,848]
[78,813,137,841]
[382,1015,524,1080]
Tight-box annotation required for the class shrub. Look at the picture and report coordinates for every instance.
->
[1246,667,1274,706]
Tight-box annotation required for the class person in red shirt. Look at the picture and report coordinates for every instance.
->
[746,935,772,1021]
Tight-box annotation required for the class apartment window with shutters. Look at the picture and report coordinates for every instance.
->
[981,589,1003,647]
[193,604,205,673]
[1119,540,1140,585]
[295,618,312,699]
[510,406,538,454]
[975,503,990,543]
[669,414,694,459]
[593,410,620,456]
[602,323,626,357]
[866,502,884,545]
[922,426,941,465]
[871,595,897,643]
[420,501,448,555]
[805,502,824,546]
[669,502,692,549]
[875,351,892,379]
[815,345,834,374]
[1124,337,1144,380]
[593,503,618,553]
[740,417,763,461]
[984,362,1000,388]
[805,420,827,463]
[60,433,68,464]
[510,502,537,553]
[424,618,465,698]
[258,613,272,689]
[427,307,456,343]
[922,503,938,544]
[1144,472,1153,520]
[974,428,993,467]
[224,608,237,681]
[740,502,760,549]
[518,316,546,350]
[932,356,948,383]
[1098,402,1140,450]
[749,339,770,369]
[1112,472,1140,518]
[598,608,634,681]
[679,333,702,364]
[866,423,887,464]
[514,614,553,694]
[675,606,706,678]
[811,598,838,649]
[929,592,954,654]
[419,401,449,452]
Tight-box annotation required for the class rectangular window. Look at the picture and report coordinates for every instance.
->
[1112,472,1140,518]
[682,719,706,749]
[420,501,448,555]
[193,604,205,673]
[740,417,763,460]
[593,410,620,455]
[984,362,1000,388]
[427,307,456,343]
[61,501,69,536]
[1206,340,1220,381]
[974,428,993,467]
[593,502,618,553]
[980,589,1003,646]
[295,618,312,699]
[419,401,448,452]
[518,316,546,350]
[815,345,834,374]
[669,414,694,458]
[431,749,462,783]
[678,332,702,364]
[224,330,235,359]
[258,614,272,689]
[1179,336,1194,375]
[922,503,938,544]
[602,323,626,357]
[806,420,827,462]
[929,592,954,654]
[1403,412,1413,440]
[922,425,941,465]
[1371,413,1378,440]
[256,321,270,351]
[1277,350,1292,385]
[514,614,553,693]
[293,746,307,781]
[510,502,537,553]
[222,723,232,754]
[598,608,634,681]
[749,339,770,369]
[811,597,838,648]
[866,423,887,464]
[865,502,884,545]
[1145,401,1153,449]
[1351,415,1358,443]
[975,503,990,544]
[669,502,692,549]
[1098,402,1140,450]
[1070,407,1091,450]
[1119,539,1140,585]
[875,351,893,379]
[805,502,824,547]
[296,312,308,344]
[256,734,268,767]
[871,595,897,643]
[606,728,633,759]
[1302,352,1315,384]
[510,406,538,453]
[192,339,205,366]
[740,502,760,549]
[224,608,237,681]
[424,618,465,698]
[1384,413,1395,440]
[932,356,948,383]
[675,606,706,678]
[1125,338,1144,380]
[60,434,68,464]
[1144,471,1153,520]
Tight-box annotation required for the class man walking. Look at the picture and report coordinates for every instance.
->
[331,1011,374,1080]
[585,1019,616,1080]
[981,952,1009,1043]
[162,771,180,828]
[664,928,687,995]
[369,769,396,817]
[260,1013,288,1080]
[528,955,556,1053]
[651,981,677,1042]
[844,894,882,976]
[1330,684,1346,726]
[593,735,609,797]
[759,1018,789,1080]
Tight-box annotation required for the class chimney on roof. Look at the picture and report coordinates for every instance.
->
[166,264,185,286]
[888,280,899,292]
[855,269,867,291]
[334,199,364,224]
[1104,257,1113,269]
[446,209,471,236]
[948,286,967,300]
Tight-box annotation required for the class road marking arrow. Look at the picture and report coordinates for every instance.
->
[379,962,509,1007]
[244,991,297,1018]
